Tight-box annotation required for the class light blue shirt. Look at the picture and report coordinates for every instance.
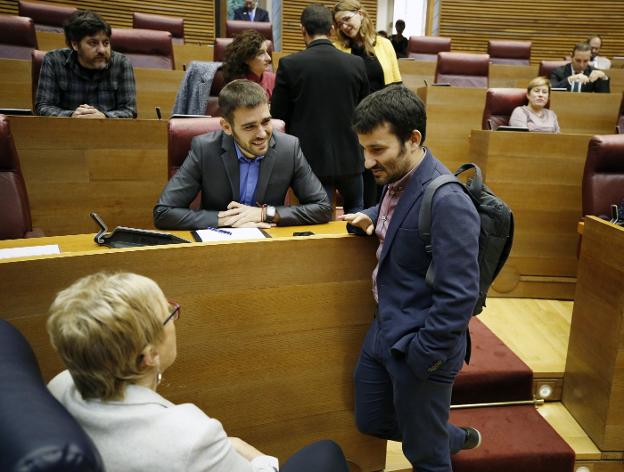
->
[234,142,264,206]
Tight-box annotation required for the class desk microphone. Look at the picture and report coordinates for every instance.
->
[155,107,162,120]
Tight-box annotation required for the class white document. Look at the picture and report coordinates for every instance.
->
[194,227,268,242]
[0,244,61,260]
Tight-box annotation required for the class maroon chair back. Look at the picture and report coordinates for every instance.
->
[31,49,46,109]
[167,117,286,177]
[435,52,490,88]
[407,36,451,61]
[617,92,624,133]
[111,28,175,70]
[213,37,273,62]
[487,40,531,65]
[538,60,569,79]
[482,88,528,130]
[0,15,38,60]
[0,115,34,239]
[225,20,273,41]
[132,12,184,45]
[582,135,624,217]
[18,0,76,32]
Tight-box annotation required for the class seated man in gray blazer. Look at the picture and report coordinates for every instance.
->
[154,79,332,229]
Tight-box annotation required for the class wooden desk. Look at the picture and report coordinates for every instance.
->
[489,63,538,88]
[418,86,620,170]
[0,228,385,471]
[0,58,183,119]
[563,217,624,451]
[469,130,594,299]
[398,59,436,90]
[9,116,168,236]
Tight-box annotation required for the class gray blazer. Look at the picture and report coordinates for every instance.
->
[153,130,332,229]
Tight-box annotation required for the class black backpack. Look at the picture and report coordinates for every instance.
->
[418,163,514,315]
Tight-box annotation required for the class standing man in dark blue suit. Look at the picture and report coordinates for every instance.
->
[234,0,270,22]
[344,85,482,471]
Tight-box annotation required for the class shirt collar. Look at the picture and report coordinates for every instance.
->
[234,141,264,163]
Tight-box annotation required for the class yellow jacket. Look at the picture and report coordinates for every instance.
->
[333,35,402,86]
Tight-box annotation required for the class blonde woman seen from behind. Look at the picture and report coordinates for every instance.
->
[46,272,349,472]
[509,76,560,133]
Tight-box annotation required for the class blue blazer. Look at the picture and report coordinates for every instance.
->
[233,6,270,22]
[356,150,480,379]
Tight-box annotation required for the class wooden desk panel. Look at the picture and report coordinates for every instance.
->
[0,232,385,471]
[9,116,168,236]
[563,217,624,451]
[550,91,621,134]
[36,31,64,51]
[399,59,436,89]
[0,59,31,109]
[469,130,592,299]
[489,63,538,88]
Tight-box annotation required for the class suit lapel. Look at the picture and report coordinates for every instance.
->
[220,133,240,201]
[378,150,436,266]
[253,134,277,203]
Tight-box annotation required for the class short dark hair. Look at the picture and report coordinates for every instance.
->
[301,4,333,36]
[63,10,111,47]
[353,85,427,145]
[395,19,405,29]
[218,79,268,123]
[572,42,591,54]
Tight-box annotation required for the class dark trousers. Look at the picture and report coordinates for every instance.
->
[282,439,349,472]
[321,173,364,215]
[354,319,466,472]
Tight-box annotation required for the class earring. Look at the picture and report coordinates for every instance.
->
[156,370,163,386]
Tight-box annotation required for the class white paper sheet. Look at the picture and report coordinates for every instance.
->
[194,227,268,242]
[0,244,61,260]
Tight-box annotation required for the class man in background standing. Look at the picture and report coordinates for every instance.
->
[234,0,270,22]
[271,4,369,214]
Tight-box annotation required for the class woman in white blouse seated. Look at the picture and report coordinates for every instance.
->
[46,272,349,472]
[509,76,560,133]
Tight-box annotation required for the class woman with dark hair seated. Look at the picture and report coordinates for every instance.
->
[46,272,349,472]
[214,30,275,99]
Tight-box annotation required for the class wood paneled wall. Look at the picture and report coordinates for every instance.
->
[0,0,215,44]
[438,0,624,64]
[281,1,377,53]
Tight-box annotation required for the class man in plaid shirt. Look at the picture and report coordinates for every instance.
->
[35,10,137,119]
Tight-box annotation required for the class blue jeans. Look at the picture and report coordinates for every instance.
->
[354,318,467,471]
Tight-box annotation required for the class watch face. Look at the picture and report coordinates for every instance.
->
[266,206,276,222]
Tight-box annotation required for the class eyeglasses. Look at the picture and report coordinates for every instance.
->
[336,12,357,27]
[163,300,180,325]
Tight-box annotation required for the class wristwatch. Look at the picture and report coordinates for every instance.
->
[265,205,276,223]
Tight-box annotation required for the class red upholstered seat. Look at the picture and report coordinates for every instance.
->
[539,60,569,79]
[452,318,533,405]
[18,0,76,33]
[481,88,528,130]
[31,49,46,109]
[213,37,273,62]
[435,52,490,88]
[582,134,624,217]
[111,28,175,70]
[226,20,273,41]
[487,40,531,65]
[133,12,185,45]
[451,406,574,472]
[407,36,451,61]
[0,15,38,60]
[0,115,43,239]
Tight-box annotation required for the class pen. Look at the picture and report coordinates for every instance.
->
[205,226,232,235]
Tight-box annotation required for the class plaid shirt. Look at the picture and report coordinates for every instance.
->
[35,48,137,118]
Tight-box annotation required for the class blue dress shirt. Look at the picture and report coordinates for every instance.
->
[235,142,264,206]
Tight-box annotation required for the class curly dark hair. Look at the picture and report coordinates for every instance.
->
[222,30,266,82]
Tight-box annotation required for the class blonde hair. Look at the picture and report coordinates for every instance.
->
[47,272,168,401]
[333,0,377,56]
[527,76,551,94]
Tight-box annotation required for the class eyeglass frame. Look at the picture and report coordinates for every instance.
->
[163,300,181,325]
[335,11,359,28]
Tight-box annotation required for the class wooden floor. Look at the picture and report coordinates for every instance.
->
[383,298,610,471]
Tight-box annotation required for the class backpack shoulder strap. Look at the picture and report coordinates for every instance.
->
[418,174,461,252]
